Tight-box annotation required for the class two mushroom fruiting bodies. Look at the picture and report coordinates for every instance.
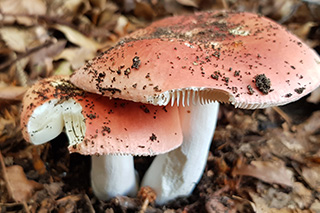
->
[21,11,320,205]
[70,11,320,204]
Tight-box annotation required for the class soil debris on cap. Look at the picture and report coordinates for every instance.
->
[132,56,141,69]
[254,74,271,94]
[247,85,254,95]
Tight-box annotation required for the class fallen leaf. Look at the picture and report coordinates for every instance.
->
[54,47,96,69]
[29,40,67,77]
[53,24,101,51]
[176,0,199,8]
[54,60,73,76]
[32,147,46,175]
[292,182,313,209]
[233,160,294,187]
[0,0,46,25]
[249,192,295,213]
[134,1,156,20]
[0,27,41,52]
[307,87,320,104]
[5,165,43,202]
[114,15,129,37]
[0,105,23,148]
[310,199,320,213]
[302,165,320,192]
[205,197,237,213]
[0,86,28,101]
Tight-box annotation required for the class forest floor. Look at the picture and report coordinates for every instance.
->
[1,0,320,212]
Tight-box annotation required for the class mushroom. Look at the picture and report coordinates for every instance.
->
[20,75,182,200]
[70,11,320,204]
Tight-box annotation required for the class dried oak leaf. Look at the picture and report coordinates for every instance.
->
[0,27,43,53]
[5,165,43,202]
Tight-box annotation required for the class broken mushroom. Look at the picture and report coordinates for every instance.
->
[70,11,320,204]
[20,75,183,200]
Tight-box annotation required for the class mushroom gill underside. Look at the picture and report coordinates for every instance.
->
[27,99,86,147]
[149,87,277,109]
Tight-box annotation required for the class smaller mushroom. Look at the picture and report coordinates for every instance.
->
[20,75,183,200]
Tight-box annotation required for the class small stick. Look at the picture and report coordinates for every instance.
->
[272,106,292,126]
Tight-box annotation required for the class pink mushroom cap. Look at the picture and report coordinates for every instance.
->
[20,76,182,156]
[70,11,320,109]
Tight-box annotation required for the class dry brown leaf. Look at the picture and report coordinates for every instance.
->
[310,200,320,213]
[114,16,129,37]
[296,110,320,134]
[54,47,96,69]
[90,0,106,8]
[29,40,67,77]
[48,0,91,18]
[53,24,101,51]
[54,61,73,76]
[134,1,156,20]
[0,86,28,101]
[302,165,320,192]
[0,105,23,148]
[292,182,313,209]
[249,192,297,213]
[0,0,46,25]
[5,165,43,202]
[307,87,320,104]
[176,0,200,8]
[0,27,44,53]
[32,147,46,175]
[233,160,294,187]
[205,197,237,213]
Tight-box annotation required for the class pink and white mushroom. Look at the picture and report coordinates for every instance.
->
[70,11,320,204]
[20,75,182,200]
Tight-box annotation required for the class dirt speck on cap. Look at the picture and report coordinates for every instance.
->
[254,74,271,94]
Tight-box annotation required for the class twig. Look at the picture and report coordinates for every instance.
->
[22,202,31,213]
[220,0,229,10]
[271,106,292,126]
[83,194,95,213]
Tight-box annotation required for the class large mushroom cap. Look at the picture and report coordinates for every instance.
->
[21,76,182,156]
[71,11,320,109]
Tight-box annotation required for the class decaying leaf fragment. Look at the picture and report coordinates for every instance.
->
[233,160,294,187]
[301,165,320,192]
[4,165,43,202]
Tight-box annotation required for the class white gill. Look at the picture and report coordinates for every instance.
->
[149,87,233,107]
[28,99,86,147]
[149,87,271,109]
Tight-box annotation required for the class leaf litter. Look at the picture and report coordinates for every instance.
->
[0,0,320,212]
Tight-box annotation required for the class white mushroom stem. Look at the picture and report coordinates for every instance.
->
[91,155,139,200]
[141,101,219,204]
